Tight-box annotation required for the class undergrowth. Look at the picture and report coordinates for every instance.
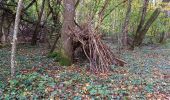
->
[48,52,71,66]
[0,44,169,99]
[1,72,57,99]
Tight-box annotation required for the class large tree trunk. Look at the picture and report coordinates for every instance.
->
[11,0,23,78]
[31,0,46,45]
[121,0,132,48]
[61,0,75,65]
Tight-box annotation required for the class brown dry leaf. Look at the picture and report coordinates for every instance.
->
[133,86,139,92]
[154,93,169,100]
[85,83,90,87]
[45,86,54,93]
[146,93,154,99]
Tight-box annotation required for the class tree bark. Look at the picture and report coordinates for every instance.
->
[50,34,60,53]
[135,8,161,45]
[11,0,23,78]
[61,0,75,65]
[48,0,62,53]
[133,0,170,47]
[0,0,5,45]
[31,0,46,45]
[0,11,4,45]
[132,0,149,47]
[121,0,132,48]
[136,0,149,33]
[23,0,36,11]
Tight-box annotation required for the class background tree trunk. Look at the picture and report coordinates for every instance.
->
[136,0,149,33]
[0,11,4,45]
[31,0,46,45]
[0,0,5,45]
[49,0,62,53]
[133,0,170,47]
[132,0,149,47]
[121,0,132,48]
[61,0,75,65]
[135,8,161,46]
[11,0,23,78]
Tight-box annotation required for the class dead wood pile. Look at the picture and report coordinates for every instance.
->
[70,24,127,73]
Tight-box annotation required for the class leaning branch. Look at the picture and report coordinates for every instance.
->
[23,0,36,11]
[101,0,128,22]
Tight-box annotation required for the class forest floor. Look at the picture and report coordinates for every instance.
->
[0,43,170,99]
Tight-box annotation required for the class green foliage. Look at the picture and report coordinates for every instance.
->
[59,57,72,66]
[0,44,3,49]
[1,72,56,99]
[162,39,170,48]
[48,51,71,66]
[86,84,110,96]
[47,52,59,58]
[77,0,170,44]
[0,44,170,99]
[145,84,154,93]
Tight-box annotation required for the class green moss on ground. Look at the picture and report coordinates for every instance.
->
[48,51,72,66]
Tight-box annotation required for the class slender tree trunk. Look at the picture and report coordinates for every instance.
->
[132,0,170,47]
[11,0,23,78]
[50,34,60,53]
[61,0,75,65]
[23,0,36,11]
[0,11,4,45]
[97,0,110,30]
[159,31,165,43]
[136,0,149,33]
[135,8,161,45]
[49,0,62,53]
[0,0,5,44]
[31,0,46,45]
[121,0,132,48]
[132,0,149,47]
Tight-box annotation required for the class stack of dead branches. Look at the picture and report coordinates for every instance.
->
[70,24,127,73]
